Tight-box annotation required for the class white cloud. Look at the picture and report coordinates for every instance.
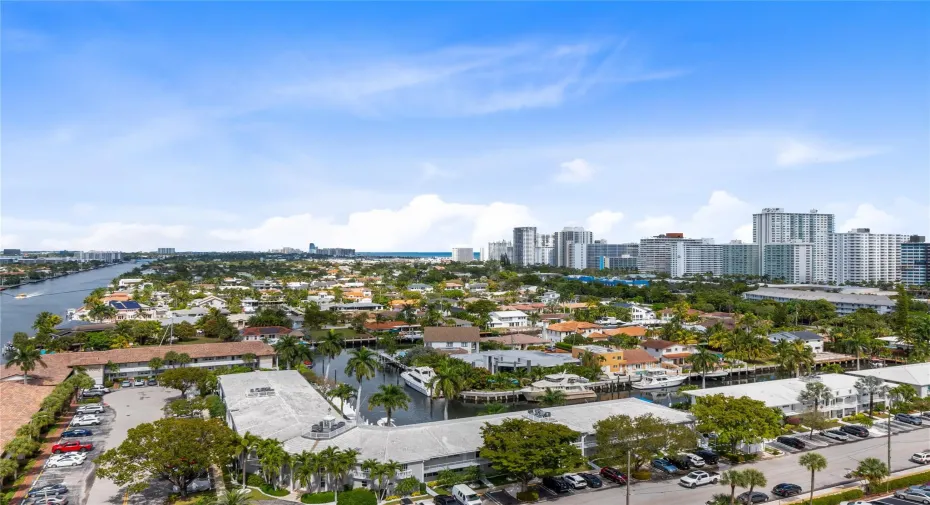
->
[631,191,752,242]
[2,218,191,251]
[210,194,535,251]
[837,199,930,235]
[586,210,625,238]
[419,162,454,182]
[776,139,884,167]
[554,158,595,183]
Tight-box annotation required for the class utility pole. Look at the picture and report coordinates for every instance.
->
[626,449,631,505]
[887,395,892,474]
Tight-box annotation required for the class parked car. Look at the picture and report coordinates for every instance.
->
[776,436,806,450]
[599,466,627,485]
[737,491,769,504]
[912,452,930,465]
[897,413,924,426]
[577,473,602,488]
[652,458,678,473]
[894,486,930,504]
[820,429,850,442]
[46,456,83,468]
[76,404,104,415]
[693,449,719,465]
[680,453,706,467]
[27,484,68,497]
[52,440,93,454]
[669,455,692,471]
[433,496,457,505]
[120,380,132,387]
[49,453,87,464]
[26,497,68,505]
[542,476,571,494]
[60,429,93,438]
[70,416,101,427]
[772,483,803,497]
[134,378,145,387]
[840,425,870,438]
[147,378,158,386]
[679,471,720,488]
[79,390,103,398]
[171,476,212,493]
[562,474,587,489]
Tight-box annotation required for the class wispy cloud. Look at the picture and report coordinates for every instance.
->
[554,158,595,183]
[776,139,885,167]
[419,162,454,182]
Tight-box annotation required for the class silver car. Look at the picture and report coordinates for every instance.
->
[895,487,930,504]
[820,429,850,442]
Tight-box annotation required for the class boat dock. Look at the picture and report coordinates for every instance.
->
[376,351,409,371]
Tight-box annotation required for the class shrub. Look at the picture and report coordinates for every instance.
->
[554,343,573,352]
[336,489,376,505]
[881,469,930,492]
[205,395,226,419]
[516,490,538,502]
[786,489,863,505]
[631,470,651,480]
[78,397,101,404]
[301,491,335,504]
[260,484,288,497]
[246,473,266,487]
[785,416,801,425]
[842,413,874,427]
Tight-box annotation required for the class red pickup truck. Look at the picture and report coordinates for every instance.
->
[51,440,93,454]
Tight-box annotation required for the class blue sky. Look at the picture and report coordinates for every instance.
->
[2,2,928,251]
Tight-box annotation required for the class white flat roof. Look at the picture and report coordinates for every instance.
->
[846,363,930,387]
[283,398,692,464]
[490,311,529,317]
[744,287,895,307]
[684,374,867,408]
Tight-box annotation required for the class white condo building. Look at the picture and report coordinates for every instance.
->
[670,242,761,277]
[485,240,512,263]
[535,233,555,266]
[512,227,537,266]
[638,234,710,274]
[764,242,814,283]
[451,248,474,262]
[832,229,909,284]
[753,208,835,283]
[554,227,593,267]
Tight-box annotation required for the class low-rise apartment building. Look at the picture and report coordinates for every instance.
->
[742,287,895,316]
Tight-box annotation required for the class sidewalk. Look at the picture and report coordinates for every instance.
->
[10,401,79,505]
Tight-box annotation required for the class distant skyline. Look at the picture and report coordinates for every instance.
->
[2,3,928,251]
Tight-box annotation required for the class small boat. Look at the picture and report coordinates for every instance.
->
[632,370,689,390]
[691,369,729,380]
[15,294,27,299]
[401,366,439,397]
[376,417,396,427]
[521,372,596,402]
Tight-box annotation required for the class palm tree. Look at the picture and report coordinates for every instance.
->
[327,384,357,417]
[0,458,19,487]
[176,353,192,367]
[361,458,380,493]
[578,351,604,371]
[274,335,310,370]
[687,344,719,389]
[213,488,252,505]
[148,357,164,376]
[853,457,889,493]
[344,347,378,417]
[257,439,288,488]
[243,353,257,369]
[480,403,508,416]
[428,361,466,420]
[4,341,47,384]
[798,382,835,437]
[164,351,181,368]
[719,470,747,505]
[377,460,403,500]
[854,376,888,417]
[237,432,262,488]
[839,330,872,370]
[368,384,410,426]
[318,330,346,379]
[743,469,766,497]
[294,451,324,492]
[540,388,566,407]
[798,452,827,505]
[336,449,359,496]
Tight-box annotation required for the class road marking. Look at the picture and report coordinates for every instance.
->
[123,490,129,505]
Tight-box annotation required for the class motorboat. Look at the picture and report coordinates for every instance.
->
[521,372,596,402]
[15,294,27,299]
[376,417,396,427]
[401,366,439,397]
[632,370,688,390]
[691,369,729,380]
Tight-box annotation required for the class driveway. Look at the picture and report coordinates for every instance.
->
[550,427,930,505]
[84,386,177,505]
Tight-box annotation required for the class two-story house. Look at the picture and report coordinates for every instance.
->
[407,283,434,294]
[488,310,529,329]
[570,345,659,374]
[614,302,658,324]
[191,295,228,310]
[640,339,697,365]
[241,326,297,343]
[424,327,480,354]
[767,331,824,353]
[543,321,603,343]
[107,301,146,321]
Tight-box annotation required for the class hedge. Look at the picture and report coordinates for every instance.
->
[260,484,289,497]
[336,489,377,505]
[794,489,863,505]
[516,490,538,502]
[302,491,335,504]
[246,474,266,487]
[554,343,573,352]
[880,469,930,492]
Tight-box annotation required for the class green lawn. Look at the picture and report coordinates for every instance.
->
[171,335,223,345]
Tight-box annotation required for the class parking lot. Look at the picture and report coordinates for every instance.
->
[24,385,177,505]
[766,420,928,455]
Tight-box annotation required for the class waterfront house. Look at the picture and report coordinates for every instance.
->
[241,326,297,343]
[543,321,603,343]
[767,331,824,353]
[571,345,659,374]
[107,300,146,321]
[640,339,697,365]
[424,326,480,354]
[481,334,549,350]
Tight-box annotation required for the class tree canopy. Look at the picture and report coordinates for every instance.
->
[593,413,698,470]
[479,418,584,491]
[691,394,783,451]
[158,367,214,397]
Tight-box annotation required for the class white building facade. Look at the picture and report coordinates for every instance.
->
[763,242,814,283]
[451,248,474,262]
[753,208,835,283]
[832,229,909,284]
[638,234,710,275]
[512,227,537,266]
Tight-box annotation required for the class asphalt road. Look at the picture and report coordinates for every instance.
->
[84,386,177,505]
[553,427,930,505]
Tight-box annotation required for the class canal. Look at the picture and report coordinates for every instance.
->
[0,262,144,348]
[313,349,782,426]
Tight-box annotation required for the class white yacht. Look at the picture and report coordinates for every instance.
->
[631,370,688,390]
[521,372,596,402]
[401,366,439,397]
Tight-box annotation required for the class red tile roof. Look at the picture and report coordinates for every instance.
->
[603,326,648,337]
[546,321,602,332]
[242,326,293,336]
[0,382,54,450]
[663,352,693,359]
[619,349,659,365]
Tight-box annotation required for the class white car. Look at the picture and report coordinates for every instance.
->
[46,456,84,468]
[172,476,213,493]
[912,452,930,464]
[133,378,145,387]
[680,453,706,467]
[49,453,86,464]
[562,474,587,489]
[76,405,104,415]
[820,429,850,442]
[70,416,101,427]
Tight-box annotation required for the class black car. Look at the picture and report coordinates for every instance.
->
[27,484,68,497]
[433,496,456,505]
[599,466,627,485]
[693,449,719,465]
[737,491,769,504]
[60,429,93,438]
[840,424,870,438]
[895,413,923,426]
[771,483,802,497]
[147,378,158,386]
[542,476,571,494]
[80,390,104,398]
[669,455,692,471]
[578,473,602,488]
[776,436,806,450]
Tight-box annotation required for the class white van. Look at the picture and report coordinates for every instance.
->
[451,484,481,505]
